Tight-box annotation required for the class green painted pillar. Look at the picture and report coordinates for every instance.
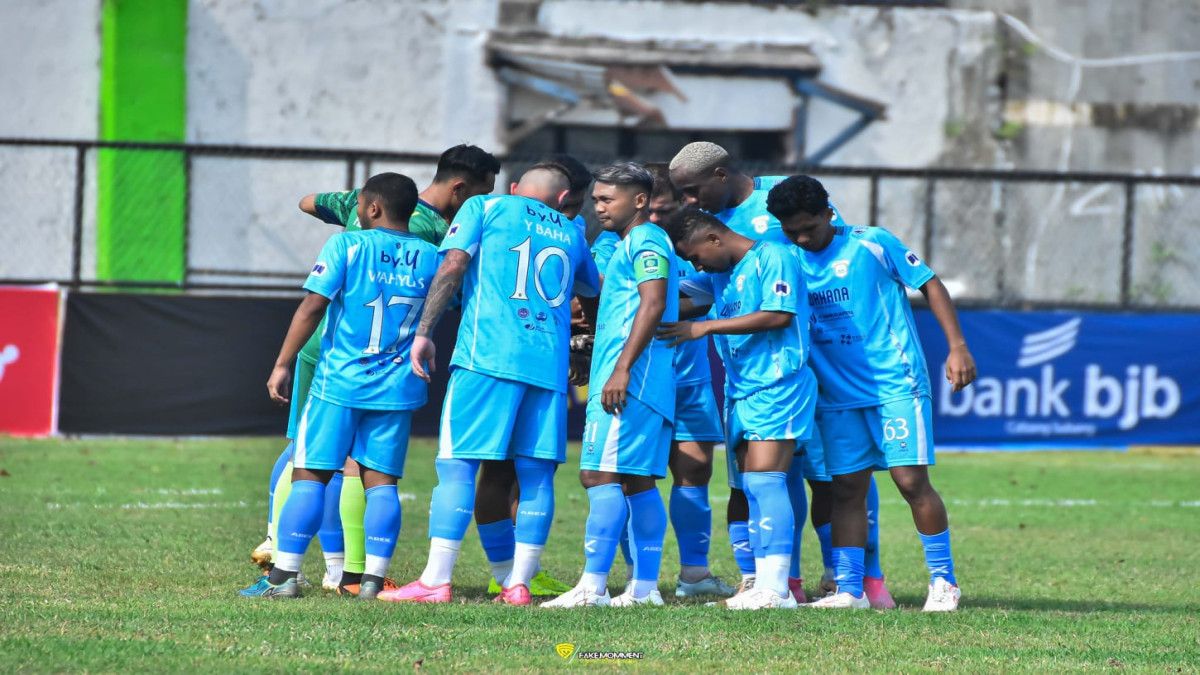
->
[97,0,188,284]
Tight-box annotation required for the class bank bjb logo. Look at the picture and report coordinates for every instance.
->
[940,317,1181,434]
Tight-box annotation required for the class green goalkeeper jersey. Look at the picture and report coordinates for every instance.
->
[298,190,448,364]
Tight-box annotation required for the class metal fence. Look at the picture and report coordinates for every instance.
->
[1,138,1199,309]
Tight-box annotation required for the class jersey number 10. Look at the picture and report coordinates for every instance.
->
[363,292,425,363]
[509,238,571,308]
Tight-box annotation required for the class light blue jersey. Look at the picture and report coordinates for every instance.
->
[798,225,936,410]
[714,189,791,246]
[674,258,712,387]
[441,194,601,393]
[303,228,440,410]
[591,223,679,420]
[591,229,620,271]
[754,175,846,227]
[595,229,709,386]
[680,241,808,400]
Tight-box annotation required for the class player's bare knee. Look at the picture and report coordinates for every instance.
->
[831,472,871,505]
[890,466,934,503]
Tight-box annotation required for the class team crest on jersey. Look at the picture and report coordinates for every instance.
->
[853,226,868,235]
[905,251,922,267]
[832,260,850,278]
[311,262,327,276]
[446,223,460,237]
[752,215,770,234]
[736,275,746,292]
[773,280,791,297]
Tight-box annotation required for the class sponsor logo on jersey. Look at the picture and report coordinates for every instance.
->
[518,308,530,319]
[833,260,850,278]
[736,275,745,292]
[311,262,327,276]
[773,281,792,297]
[905,251,922,267]
[447,223,460,237]
[809,287,849,306]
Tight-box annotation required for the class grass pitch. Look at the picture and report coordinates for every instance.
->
[0,436,1197,673]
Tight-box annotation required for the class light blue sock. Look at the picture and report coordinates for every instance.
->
[583,484,627,575]
[275,479,325,562]
[669,485,711,567]
[618,519,634,566]
[627,488,668,584]
[786,461,807,578]
[815,522,834,571]
[477,520,515,566]
[317,471,345,555]
[728,521,755,575]
[363,484,401,576]
[742,472,793,558]
[919,528,957,585]
[833,546,866,598]
[267,442,293,524]
[513,457,556,545]
[428,458,480,540]
[865,476,883,578]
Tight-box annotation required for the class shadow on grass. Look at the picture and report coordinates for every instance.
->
[894,593,1197,615]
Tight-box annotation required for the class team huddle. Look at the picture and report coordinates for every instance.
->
[239,141,977,612]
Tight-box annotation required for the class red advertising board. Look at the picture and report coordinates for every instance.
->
[0,285,62,436]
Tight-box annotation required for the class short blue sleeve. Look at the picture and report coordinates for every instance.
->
[755,246,801,314]
[591,230,620,272]
[440,195,489,258]
[302,234,347,300]
[862,227,935,290]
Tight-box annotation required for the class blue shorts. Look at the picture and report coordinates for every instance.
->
[580,395,672,478]
[817,395,936,476]
[293,395,412,477]
[438,368,567,463]
[723,371,817,489]
[796,423,832,483]
[673,382,724,442]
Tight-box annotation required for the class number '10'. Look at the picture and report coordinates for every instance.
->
[509,238,570,308]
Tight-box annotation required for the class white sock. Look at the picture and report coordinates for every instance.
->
[324,552,345,570]
[741,573,756,585]
[761,554,790,597]
[325,564,344,583]
[580,572,608,595]
[490,559,514,585]
[505,542,544,589]
[679,564,710,584]
[365,554,391,579]
[419,537,462,586]
[631,579,658,598]
[274,551,304,573]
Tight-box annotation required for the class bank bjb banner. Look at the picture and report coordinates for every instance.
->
[916,310,1200,447]
[0,285,62,437]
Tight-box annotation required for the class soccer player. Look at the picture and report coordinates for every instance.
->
[768,175,976,611]
[476,154,593,598]
[670,143,890,604]
[381,164,600,605]
[596,163,734,598]
[243,173,440,599]
[252,145,499,595]
[658,206,817,610]
[542,163,678,608]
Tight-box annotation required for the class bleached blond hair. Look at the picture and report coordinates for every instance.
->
[669,142,730,174]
